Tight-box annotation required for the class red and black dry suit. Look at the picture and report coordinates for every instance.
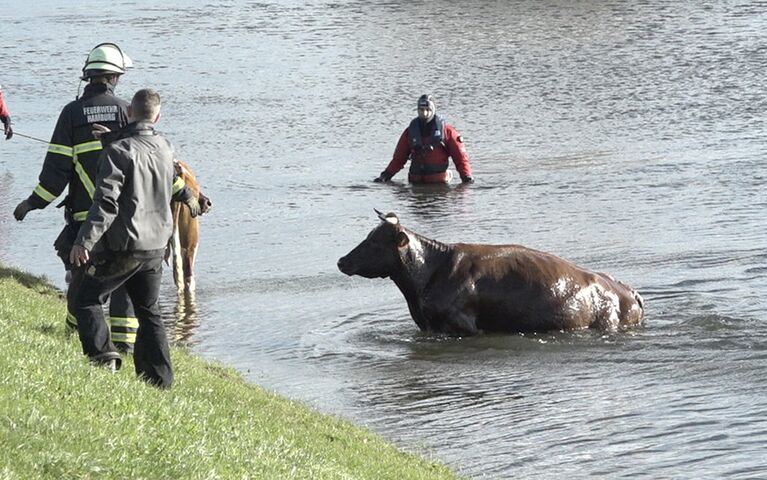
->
[22,82,140,351]
[382,115,473,183]
[0,87,10,122]
[0,86,11,137]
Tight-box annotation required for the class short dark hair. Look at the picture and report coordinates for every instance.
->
[131,89,161,121]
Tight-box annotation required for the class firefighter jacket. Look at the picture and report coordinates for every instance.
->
[26,83,129,221]
[75,121,192,254]
[382,115,473,183]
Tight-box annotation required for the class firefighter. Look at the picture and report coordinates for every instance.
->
[70,88,201,387]
[374,94,474,184]
[13,43,139,352]
[0,84,12,140]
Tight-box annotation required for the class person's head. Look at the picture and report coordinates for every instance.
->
[129,89,161,123]
[416,94,436,123]
[81,43,132,86]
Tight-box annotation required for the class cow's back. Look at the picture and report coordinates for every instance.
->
[450,244,643,332]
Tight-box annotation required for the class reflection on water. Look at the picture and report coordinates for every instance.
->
[170,290,200,347]
[387,181,473,221]
[1,1,767,478]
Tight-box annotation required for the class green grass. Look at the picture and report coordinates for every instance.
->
[0,264,458,480]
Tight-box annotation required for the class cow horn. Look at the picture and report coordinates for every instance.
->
[374,208,399,225]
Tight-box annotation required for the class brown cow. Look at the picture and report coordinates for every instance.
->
[170,159,211,293]
[337,210,644,336]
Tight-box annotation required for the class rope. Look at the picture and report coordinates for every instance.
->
[12,131,49,144]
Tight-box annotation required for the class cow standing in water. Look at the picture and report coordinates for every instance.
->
[170,159,211,293]
[337,211,644,336]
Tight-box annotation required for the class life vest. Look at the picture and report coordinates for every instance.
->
[407,115,448,174]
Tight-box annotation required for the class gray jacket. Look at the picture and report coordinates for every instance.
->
[75,121,192,253]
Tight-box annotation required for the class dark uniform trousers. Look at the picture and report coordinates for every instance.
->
[76,253,173,389]
[57,221,138,352]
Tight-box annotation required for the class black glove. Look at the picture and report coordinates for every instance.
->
[13,199,32,221]
[373,171,393,183]
[184,196,201,218]
[1,116,12,140]
[460,175,474,184]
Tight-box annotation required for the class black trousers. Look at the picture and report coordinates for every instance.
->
[75,254,173,389]
[57,223,138,350]
[67,267,138,351]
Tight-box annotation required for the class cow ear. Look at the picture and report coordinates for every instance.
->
[397,231,409,248]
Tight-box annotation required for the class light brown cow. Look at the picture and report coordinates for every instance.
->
[170,159,211,293]
[338,210,644,336]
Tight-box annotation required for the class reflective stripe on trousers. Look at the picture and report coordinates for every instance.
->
[66,311,137,346]
[109,316,139,346]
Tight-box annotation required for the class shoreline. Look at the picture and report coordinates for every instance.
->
[0,261,458,479]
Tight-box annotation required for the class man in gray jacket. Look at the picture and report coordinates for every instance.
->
[70,88,200,389]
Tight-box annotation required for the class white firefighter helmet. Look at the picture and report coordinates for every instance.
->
[81,43,133,79]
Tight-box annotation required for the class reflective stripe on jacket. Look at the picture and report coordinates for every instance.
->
[26,83,129,216]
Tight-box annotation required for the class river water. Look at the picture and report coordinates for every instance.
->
[1,1,766,478]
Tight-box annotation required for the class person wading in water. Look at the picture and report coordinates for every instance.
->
[374,94,474,184]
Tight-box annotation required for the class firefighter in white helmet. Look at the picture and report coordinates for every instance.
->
[12,43,140,352]
[81,42,133,78]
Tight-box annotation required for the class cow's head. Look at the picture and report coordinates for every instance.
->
[337,209,413,278]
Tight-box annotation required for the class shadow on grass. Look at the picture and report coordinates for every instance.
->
[36,323,63,338]
[0,264,64,298]
[202,362,241,380]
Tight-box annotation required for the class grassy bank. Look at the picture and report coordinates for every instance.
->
[0,264,457,479]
